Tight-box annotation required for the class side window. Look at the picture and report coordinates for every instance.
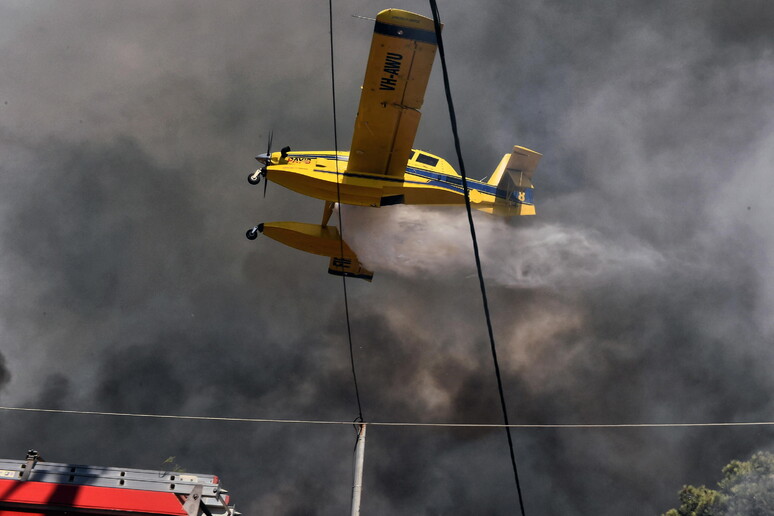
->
[416,153,439,167]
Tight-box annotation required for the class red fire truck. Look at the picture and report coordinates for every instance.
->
[0,451,239,515]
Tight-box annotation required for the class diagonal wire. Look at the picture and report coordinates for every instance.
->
[428,2,526,514]
[329,0,363,423]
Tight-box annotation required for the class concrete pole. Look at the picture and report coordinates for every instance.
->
[350,423,367,516]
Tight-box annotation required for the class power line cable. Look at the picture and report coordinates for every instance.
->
[428,2,526,514]
[3,406,774,429]
[328,0,363,423]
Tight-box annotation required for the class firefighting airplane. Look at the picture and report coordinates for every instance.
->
[245,8,541,281]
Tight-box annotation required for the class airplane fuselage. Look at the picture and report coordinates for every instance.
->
[263,149,535,215]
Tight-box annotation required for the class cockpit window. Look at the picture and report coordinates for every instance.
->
[415,153,439,167]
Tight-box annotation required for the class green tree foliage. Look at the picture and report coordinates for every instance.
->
[662,484,726,516]
[662,451,774,516]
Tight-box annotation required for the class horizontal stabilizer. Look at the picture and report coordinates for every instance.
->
[259,221,373,281]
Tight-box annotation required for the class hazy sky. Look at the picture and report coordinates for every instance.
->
[1,1,773,514]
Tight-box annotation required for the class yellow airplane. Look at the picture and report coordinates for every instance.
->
[246,8,541,281]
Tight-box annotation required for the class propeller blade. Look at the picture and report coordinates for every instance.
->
[263,173,268,198]
[250,131,276,193]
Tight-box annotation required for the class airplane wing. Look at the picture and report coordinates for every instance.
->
[347,9,439,177]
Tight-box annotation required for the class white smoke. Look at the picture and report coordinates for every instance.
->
[341,204,666,289]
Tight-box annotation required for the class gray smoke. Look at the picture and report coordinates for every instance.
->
[1,1,773,514]
[0,353,10,391]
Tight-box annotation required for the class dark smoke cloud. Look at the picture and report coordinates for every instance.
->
[1,1,773,514]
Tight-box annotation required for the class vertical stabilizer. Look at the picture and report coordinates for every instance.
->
[487,145,541,188]
[487,145,541,216]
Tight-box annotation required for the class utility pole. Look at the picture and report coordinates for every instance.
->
[350,423,367,516]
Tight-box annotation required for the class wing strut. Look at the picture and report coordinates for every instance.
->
[322,201,336,227]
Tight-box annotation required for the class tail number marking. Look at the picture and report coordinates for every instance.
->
[379,52,403,90]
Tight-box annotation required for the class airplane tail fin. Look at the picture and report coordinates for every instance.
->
[485,145,541,216]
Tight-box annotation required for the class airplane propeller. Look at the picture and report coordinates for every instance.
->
[248,133,293,199]
[248,131,273,194]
